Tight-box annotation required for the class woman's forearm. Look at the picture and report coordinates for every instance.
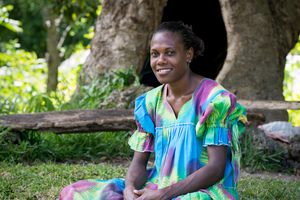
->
[125,162,149,189]
[125,151,151,189]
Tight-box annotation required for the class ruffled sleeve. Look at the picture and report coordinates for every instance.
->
[128,94,155,152]
[196,91,247,151]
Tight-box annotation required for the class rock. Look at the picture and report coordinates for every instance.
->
[241,127,287,155]
[258,121,300,143]
[98,84,154,109]
[289,143,300,162]
[245,111,265,127]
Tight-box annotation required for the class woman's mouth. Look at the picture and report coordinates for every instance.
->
[157,68,172,74]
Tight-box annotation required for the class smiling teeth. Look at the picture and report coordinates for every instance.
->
[159,69,171,72]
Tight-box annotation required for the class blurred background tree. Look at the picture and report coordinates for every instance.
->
[0,0,100,92]
[79,0,300,123]
[0,0,100,114]
[0,0,299,127]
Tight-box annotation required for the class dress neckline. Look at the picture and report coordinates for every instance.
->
[162,78,208,120]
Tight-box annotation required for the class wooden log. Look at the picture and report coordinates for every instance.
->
[0,100,299,134]
[238,100,300,110]
[0,109,136,134]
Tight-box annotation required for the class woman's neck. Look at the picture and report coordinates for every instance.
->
[166,72,203,99]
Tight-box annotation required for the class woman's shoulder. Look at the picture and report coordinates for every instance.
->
[135,84,164,113]
[198,78,226,91]
[194,78,228,103]
[146,84,164,96]
[136,84,164,104]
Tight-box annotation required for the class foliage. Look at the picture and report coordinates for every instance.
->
[240,131,286,172]
[0,4,22,32]
[0,60,137,163]
[0,41,87,114]
[0,0,100,58]
[0,40,47,114]
[0,39,139,113]
[0,161,299,199]
[0,128,132,163]
[0,0,47,57]
[64,66,139,110]
[290,35,300,55]
[50,0,100,24]
[0,95,21,115]
[284,39,300,126]
[51,0,102,59]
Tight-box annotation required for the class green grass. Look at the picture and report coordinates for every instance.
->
[240,128,287,172]
[0,122,297,200]
[0,130,133,163]
[1,161,299,200]
[1,64,299,199]
[1,128,298,199]
[238,173,300,199]
[0,162,127,200]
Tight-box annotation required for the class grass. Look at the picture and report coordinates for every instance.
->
[240,128,287,172]
[1,66,299,199]
[238,173,300,199]
[0,112,297,200]
[0,161,299,200]
[0,130,133,163]
[0,126,298,199]
[0,162,127,200]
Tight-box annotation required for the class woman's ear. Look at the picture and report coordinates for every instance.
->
[187,47,194,63]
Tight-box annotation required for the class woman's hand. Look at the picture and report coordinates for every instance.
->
[124,151,151,200]
[123,185,139,200]
[134,188,165,200]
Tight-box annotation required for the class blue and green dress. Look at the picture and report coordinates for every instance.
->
[59,78,247,200]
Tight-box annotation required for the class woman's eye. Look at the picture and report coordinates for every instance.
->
[151,52,158,57]
[167,51,175,56]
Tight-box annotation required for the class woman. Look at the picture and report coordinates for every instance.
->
[59,21,247,200]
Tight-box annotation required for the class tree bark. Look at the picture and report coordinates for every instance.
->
[77,0,300,122]
[0,109,135,134]
[79,0,168,85]
[217,0,300,122]
[43,7,61,92]
[238,100,300,110]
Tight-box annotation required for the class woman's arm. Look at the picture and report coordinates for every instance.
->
[123,151,151,200]
[134,145,227,200]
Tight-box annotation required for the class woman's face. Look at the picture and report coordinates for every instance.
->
[150,31,193,84]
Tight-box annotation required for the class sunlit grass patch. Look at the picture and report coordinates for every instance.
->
[238,173,300,199]
[1,161,299,200]
[0,162,127,199]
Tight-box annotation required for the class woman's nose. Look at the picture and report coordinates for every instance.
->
[157,54,167,65]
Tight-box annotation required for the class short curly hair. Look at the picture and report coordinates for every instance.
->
[152,21,205,60]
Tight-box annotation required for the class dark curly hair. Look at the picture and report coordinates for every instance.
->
[152,21,205,60]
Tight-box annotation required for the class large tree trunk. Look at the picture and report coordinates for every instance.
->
[79,0,168,85]
[216,0,300,122]
[79,0,300,123]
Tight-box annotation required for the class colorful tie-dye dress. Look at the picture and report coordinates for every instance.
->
[59,78,247,200]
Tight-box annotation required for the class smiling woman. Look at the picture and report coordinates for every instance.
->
[149,22,204,88]
[59,21,247,200]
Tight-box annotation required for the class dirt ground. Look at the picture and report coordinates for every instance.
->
[240,170,299,182]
